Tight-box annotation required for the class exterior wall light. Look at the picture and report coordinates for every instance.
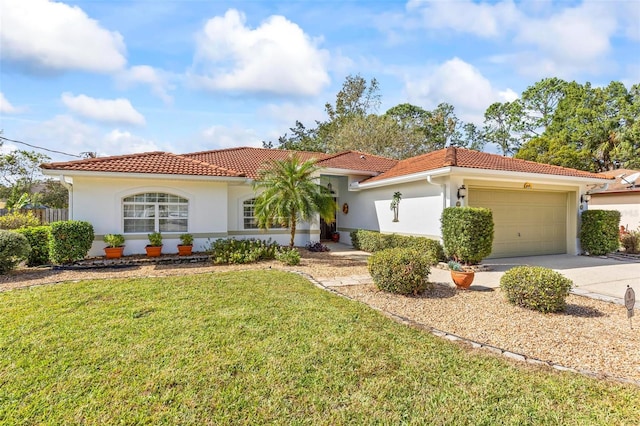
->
[581,193,591,204]
[457,185,467,200]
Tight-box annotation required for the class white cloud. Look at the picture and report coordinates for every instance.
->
[0,0,126,73]
[191,9,330,96]
[102,129,161,155]
[200,125,262,149]
[404,58,516,123]
[116,65,174,104]
[0,92,23,113]
[407,0,520,38]
[61,93,146,126]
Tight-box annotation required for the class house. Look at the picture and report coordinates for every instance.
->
[41,146,610,259]
[589,169,640,232]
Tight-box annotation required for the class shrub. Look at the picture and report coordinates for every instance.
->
[580,210,620,255]
[103,233,125,248]
[276,247,301,266]
[0,211,40,230]
[16,226,51,266]
[49,221,94,264]
[147,232,163,247]
[620,229,640,254]
[349,230,444,265]
[441,207,494,265]
[0,230,31,273]
[208,238,279,264]
[500,266,573,313]
[179,233,194,246]
[368,248,432,295]
[305,241,330,252]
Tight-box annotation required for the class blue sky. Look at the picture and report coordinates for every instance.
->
[1,0,639,163]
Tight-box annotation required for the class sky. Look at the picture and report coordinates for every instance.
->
[1,0,639,163]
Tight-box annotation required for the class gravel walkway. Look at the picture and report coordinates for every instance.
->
[2,251,638,384]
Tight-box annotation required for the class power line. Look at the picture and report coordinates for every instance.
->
[0,135,84,158]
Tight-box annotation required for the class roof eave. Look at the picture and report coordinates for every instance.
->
[41,168,249,183]
[350,167,452,190]
[449,166,612,184]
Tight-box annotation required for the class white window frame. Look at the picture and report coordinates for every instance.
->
[242,198,284,230]
[123,192,188,233]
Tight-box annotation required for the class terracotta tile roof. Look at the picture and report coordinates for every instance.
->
[317,151,398,173]
[182,147,330,179]
[593,169,640,194]
[41,151,245,177]
[364,147,609,183]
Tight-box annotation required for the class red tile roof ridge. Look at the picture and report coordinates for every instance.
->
[41,151,168,169]
[163,152,246,177]
[320,150,397,162]
[183,146,331,159]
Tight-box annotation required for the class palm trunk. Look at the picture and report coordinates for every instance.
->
[289,212,296,247]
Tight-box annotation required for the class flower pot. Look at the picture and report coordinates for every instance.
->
[104,246,124,259]
[177,245,193,256]
[331,233,340,242]
[451,270,475,289]
[145,245,162,257]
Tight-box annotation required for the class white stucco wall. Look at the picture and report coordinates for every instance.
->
[590,194,640,231]
[71,176,228,256]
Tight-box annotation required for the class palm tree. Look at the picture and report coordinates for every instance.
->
[252,155,337,247]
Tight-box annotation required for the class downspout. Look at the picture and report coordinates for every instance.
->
[427,175,446,210]
[59,175,73,220]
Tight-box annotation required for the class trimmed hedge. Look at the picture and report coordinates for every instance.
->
[368,248,432,295]
[580,210,620,255]
[441,207,494,265]
[349,230,444,265]
[49,221,95,264]
[0,230,31,274]
[208,238,279,264]
[17,226,51,266]
[500,266,572,313]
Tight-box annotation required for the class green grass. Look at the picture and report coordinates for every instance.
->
[1,270,639,424]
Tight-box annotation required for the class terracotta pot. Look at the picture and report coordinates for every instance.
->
[177,245,193,256]
[331,233,340,242]
[104,246,124,259]
[451,270,475,289]
[145,245,162,257]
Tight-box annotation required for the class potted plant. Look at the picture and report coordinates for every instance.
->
[146,231,163,257]
[103,233,125,259]
[178,233,194,256]
[331,231,340,242]
[448,260,475,289]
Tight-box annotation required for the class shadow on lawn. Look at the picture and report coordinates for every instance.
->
[564,303,605,318]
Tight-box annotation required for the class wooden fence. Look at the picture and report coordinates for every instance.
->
[0,208,69,224]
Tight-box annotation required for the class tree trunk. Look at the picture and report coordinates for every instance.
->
[290,213,296,247]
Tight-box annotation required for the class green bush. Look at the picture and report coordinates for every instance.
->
[276,247,301,266]
[0,230,31,273]
[580,210,620,255]
[368,248,432,295]
[620,229,639,254]
[16,225,51,266]
[349,230,444,265]
[49,221,95,264]
[500,266,573,313]
[208,238,279,264]
[0,211,40,230]
[103,233,125,248]
[441,207,494,265]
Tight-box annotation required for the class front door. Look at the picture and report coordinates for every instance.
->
[320,199,337,240]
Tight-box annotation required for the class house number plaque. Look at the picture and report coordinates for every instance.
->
[625,286,635,329]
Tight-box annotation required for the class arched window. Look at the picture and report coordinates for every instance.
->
[123,192,188,233]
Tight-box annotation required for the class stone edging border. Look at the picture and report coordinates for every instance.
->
[294,271,640,388]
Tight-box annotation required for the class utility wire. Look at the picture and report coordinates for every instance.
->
[0,135,83,158]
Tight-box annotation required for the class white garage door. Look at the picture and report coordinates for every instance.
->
[468,189,568,258]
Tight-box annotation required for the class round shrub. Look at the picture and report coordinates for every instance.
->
[49,220,94,264]
[441,207,494,265]
[500,266,573,313]
[368,248,432,295]
[16,225,51,266]
[276,247,301,266]
[0,230,31,274]
[580,209,620,255]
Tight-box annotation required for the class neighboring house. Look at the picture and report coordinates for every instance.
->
[590,169,640,232]
[41,146,610,259]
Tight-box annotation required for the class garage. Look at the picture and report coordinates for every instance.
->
[468,188,568,258]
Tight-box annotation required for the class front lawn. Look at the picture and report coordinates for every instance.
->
[1,270,639,424]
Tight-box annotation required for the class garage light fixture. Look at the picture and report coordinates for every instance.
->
[581,193,591,204]
[457,185,467,200]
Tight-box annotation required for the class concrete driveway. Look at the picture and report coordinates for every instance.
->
[444,254,640,304]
